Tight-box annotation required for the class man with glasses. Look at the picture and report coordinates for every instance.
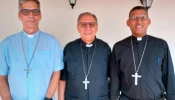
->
[109,6,175,100]
[58,12,111,100]
[0,0,63,100]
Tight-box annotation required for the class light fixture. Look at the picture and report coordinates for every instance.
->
[69,0,77,9]
[140,0,153,9]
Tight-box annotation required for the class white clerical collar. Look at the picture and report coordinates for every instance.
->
[137,37,142,41]
[28,34,34,38]
[86,44,93,47]
[23,30,40,38]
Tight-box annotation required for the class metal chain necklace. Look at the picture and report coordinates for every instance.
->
[131,36,148,85]
[21,32,40,78]
[80,40,96,90]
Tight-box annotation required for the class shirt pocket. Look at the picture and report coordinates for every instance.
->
[94,53,108,79]
[67,61,79,80]
[149,51,164,68]
[37,50,51,68]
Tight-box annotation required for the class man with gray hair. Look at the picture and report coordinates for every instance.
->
[0,0,64,100]
[58,12,111,100]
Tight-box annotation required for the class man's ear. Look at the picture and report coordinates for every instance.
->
[126,19,130,27]
[18,12,21,21]
[148,18,151,25]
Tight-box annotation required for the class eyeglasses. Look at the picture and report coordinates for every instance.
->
[20,9,41,16]
[130,15,148,21]
[79,22,97,28]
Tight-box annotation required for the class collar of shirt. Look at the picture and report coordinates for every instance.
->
[131,34,148,43]
[22,30,40,39]
[80,37,96,48]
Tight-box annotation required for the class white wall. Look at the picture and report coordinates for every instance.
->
[0,0,175,99]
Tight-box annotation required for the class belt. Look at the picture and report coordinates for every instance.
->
[157,98,164,100]
[120,93,165,100]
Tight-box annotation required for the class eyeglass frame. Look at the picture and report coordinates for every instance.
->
[20,9,41,16]
[78,22,97,28]
[129,15,149,21]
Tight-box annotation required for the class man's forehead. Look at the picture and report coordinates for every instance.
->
[130,14,148,17]
[80,15,95,19]
[79,20,96,23]
[21,1,39,9]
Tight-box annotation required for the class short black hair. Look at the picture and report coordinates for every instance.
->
[129,6,148,17]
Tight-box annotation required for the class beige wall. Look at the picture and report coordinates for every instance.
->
[0,0,175,99]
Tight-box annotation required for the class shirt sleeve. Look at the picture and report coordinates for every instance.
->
[60,45,68,80]
[60,63,67,80]
[0,39,9,75]
[161,41,175,100]
[53,38,64,72]
[109,44,121,100]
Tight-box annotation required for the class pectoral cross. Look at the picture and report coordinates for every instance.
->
[83,77,90,90]
[132,72,141,85]
[24,67,32,78]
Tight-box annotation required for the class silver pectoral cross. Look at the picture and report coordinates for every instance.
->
[132,72,141,85]
[24,67,32,78]
[83,77,90,90]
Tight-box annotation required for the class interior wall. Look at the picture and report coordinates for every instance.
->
[0,0,175,99]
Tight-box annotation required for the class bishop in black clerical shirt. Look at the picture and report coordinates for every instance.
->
[59,12,111,100]
[109,6,175,100]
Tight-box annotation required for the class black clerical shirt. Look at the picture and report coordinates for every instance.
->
[110,35,175,100]
[61,38,111,100]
